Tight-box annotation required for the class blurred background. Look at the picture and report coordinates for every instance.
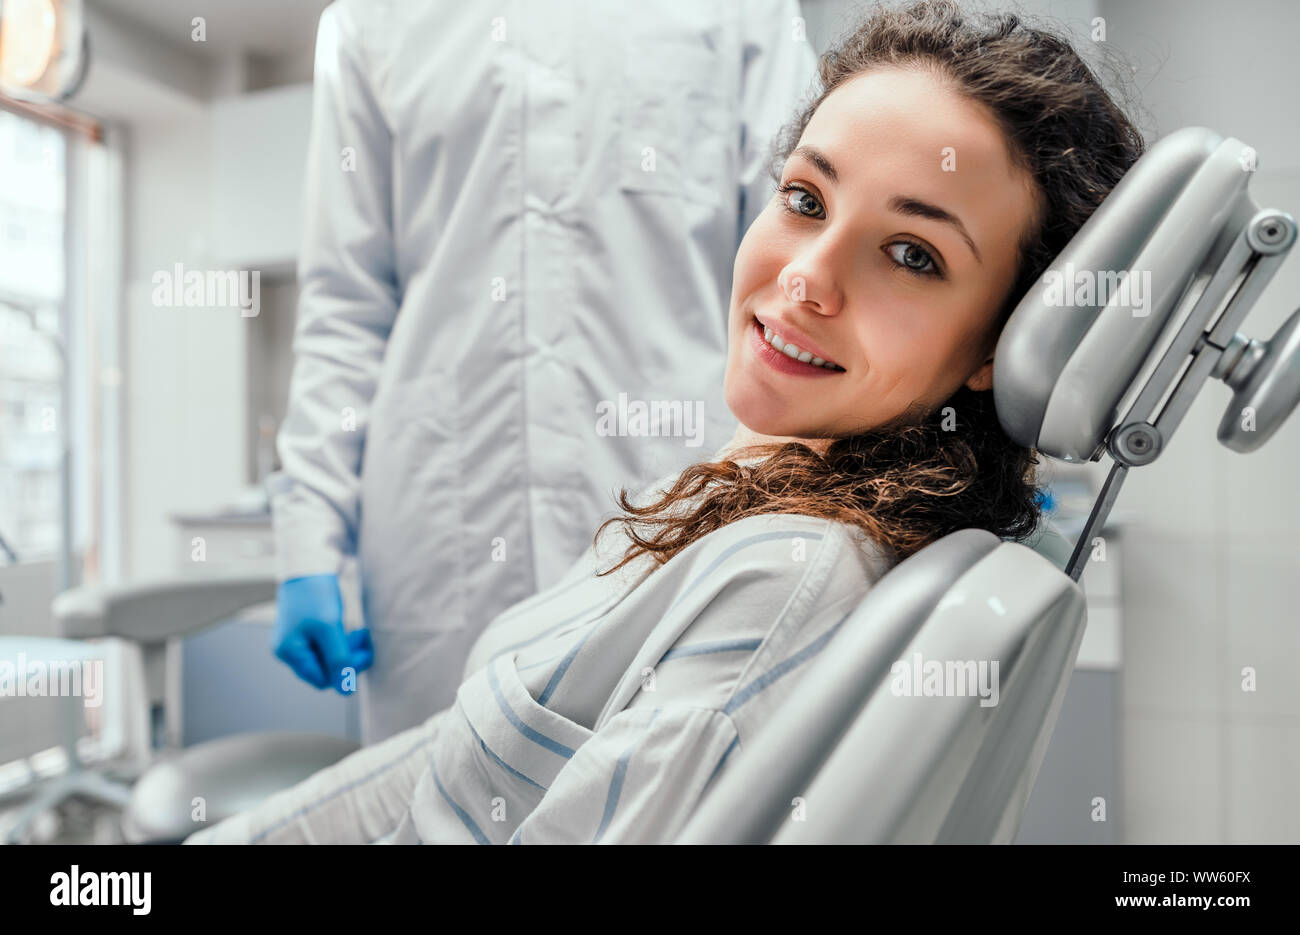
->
[0,0,1297,844]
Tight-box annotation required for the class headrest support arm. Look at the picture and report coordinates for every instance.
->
[1063,207,1297,582]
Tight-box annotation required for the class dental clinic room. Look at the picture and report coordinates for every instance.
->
[1,0,1299,868]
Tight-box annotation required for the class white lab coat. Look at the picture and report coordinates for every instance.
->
[187,454,893,843]
[270,0,820,742]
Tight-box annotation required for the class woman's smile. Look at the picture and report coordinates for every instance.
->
[748,316,846,378]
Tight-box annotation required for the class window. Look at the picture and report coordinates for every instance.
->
[0,108,66,561]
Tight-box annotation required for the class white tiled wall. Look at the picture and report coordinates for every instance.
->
[1115,170,1300,842]
[801,0,1300,843]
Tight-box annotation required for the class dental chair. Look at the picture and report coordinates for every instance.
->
[51,573,359,843]
[48,127,1299,846]
[677,125,1300,844]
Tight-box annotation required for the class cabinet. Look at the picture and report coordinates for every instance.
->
[207,83,314,272]
[1014,530,1124,843]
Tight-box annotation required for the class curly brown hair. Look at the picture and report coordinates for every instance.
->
[594,0,1147,575]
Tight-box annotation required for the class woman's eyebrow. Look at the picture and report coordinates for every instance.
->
[792,145,839,184]
[887,195,983,264]
[791,145,983,265]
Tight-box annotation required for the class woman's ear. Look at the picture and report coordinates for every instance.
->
[964,355,995,392]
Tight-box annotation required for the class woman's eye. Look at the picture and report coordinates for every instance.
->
[777,182,824,218]
[885,240,942,278]
[776,182,944,280]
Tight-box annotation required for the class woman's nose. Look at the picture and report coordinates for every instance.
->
[778,256,843,317]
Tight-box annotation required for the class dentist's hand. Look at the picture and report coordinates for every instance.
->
[272,574,374,694]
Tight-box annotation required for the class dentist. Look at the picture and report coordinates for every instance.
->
[270,0,819,744]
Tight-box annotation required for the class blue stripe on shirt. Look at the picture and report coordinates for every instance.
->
[659,637,763,662]
[723,615,849,716]
[668,529,825,614]
[490,596,619,662]
[702,735,740,793]
[593,708,664,843]
[538,529,826,704]
[432,761,491,844]
[247,730,432,843]
[486,656,577,759]
[467,721,547,792]
[537,622,601,706]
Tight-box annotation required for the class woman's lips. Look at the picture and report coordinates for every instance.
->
[754,314,842,368]
[749,317,844,378]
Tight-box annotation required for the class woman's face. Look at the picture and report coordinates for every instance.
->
[724,66,1041,446]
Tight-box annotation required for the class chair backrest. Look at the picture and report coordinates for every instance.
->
[677,530,1084,844]
[677,126,1297,844]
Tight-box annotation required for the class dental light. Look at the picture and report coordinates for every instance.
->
[0,0,88,102]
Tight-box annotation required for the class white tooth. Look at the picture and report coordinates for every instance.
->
[765,326,837,367]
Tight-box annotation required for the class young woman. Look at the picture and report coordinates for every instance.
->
[186,0,1144,844]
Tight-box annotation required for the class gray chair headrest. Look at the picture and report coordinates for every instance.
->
[994,127,1261,461]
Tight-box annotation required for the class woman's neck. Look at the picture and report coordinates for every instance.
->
[720,424,832,459]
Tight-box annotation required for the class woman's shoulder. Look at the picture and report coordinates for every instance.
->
[672,512,893,598]
[708,511,889,563]
[605,512,892,722]
[693,512,838,558]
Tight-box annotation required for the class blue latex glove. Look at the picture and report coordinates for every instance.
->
[272,574,374,694]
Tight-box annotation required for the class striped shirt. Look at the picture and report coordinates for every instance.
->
[186,463,893,844]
